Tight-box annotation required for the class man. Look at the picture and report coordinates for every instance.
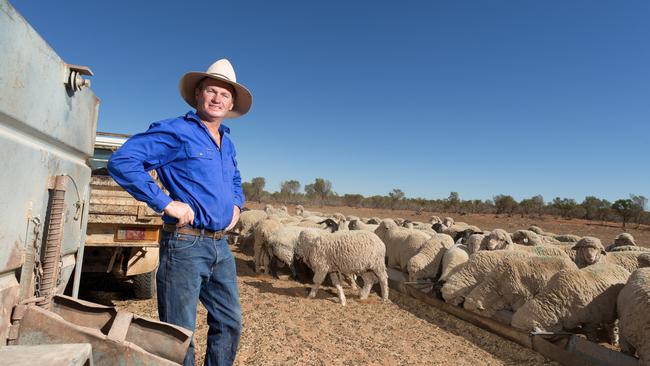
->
[108,58,252,366]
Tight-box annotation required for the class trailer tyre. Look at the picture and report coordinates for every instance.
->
[133,270,156,299]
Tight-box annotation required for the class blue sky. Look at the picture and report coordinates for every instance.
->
[13,1,650,203]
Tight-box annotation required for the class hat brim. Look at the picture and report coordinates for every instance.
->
[179,72,252,118]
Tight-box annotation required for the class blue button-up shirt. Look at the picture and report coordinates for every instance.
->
[107,111,245,231]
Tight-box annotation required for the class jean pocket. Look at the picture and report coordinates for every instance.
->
[168,233,199,251]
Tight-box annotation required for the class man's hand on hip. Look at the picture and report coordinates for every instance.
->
[163,201,195,227]
[226,205,241,231]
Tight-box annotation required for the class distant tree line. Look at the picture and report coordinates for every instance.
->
[241,177,649,228]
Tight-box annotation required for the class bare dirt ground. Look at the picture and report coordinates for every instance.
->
[88,204,648,365]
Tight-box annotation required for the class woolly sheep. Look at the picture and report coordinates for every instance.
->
[406,234,455,282]
[348,219,378,232]
[513,244,573,259]
[374,219,432,270]
[366,217,382,224]
[442,217,455,227]
[606,233,637,252]
[441,250,531,306]
[252,219,283,273]
[438,244,470,283]
[479,229,514,251]
[265,204,290,217]
[511,263,629,343]
[295,230,389,305]
[231,209,267,246]
[606,251,648,273]
[265,225,325,277]
[617,268,650,363]
[466,233,486,255]
[511,230,543,246]
[639,253,650,268]
[553,234,581,243]
[430,216,442,224]
[528,225,545,235]
[295,204,323,218]
[609,245,650,253]
[572,236,607,268]
[463,256,577,322]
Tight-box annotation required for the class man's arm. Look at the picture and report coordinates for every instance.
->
[107,122,181,212]
[226,148,245,231]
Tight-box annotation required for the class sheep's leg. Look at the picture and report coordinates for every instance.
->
[261,252,271,275]
[606,320,619,347]
[308,271,327,299]
[329,273,346,306]
[359,272,376,300]
[374,270,389,302]
[289,263,297,279]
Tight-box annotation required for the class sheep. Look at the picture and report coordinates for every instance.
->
[374,219,431,270]
[441,223,482,239]
[572,236,607,268]
[252,218,283,273]
[438,244,470,283]
[442,217,454,227]
[265,204,290,217]
[606,233,637,252]
[430,216,442,224]
[441,250,532,306]
[606,251,648,273]
[617,268,650,364]
[453,228,483,244]
[348,219,378,232]
[295,230,389,305]
[639,253,650,268]
[479,229,514,251]
[466,233,486,255]
[406,234,455,282]
[553,234,581,243]
[230,209,267,246]
[295,204,323,218]
[366,217,382,224]
[528,225,545,235]
[609,245,650,253]
[511,263,629,344]
[511,230,543,246]
[463,256,577,322]
[265,225,325,277]
[513,244,573,259]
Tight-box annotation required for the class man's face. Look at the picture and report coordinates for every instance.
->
[195,78,234,121]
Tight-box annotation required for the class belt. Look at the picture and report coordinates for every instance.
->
[162,224,226,240]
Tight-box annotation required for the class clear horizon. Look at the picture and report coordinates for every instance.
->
[13,1,650,203]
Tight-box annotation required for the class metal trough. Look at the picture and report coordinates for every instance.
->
[386,268,638,366]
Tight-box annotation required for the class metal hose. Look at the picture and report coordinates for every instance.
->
[36,175,67,309]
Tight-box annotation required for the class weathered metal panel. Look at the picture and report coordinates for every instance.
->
[0,0,97,344]
[0,343,93,366]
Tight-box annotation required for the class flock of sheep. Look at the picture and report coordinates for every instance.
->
[231,204,650,364]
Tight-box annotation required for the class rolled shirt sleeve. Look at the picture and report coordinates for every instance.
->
[107,122,181,212]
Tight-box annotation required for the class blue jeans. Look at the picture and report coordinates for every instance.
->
[157,231,242,366]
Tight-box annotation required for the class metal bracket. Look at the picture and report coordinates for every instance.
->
[64,64,93,92]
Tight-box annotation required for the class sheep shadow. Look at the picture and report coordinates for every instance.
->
[244,279,341,304]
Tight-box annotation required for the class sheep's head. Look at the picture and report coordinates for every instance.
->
[572,237,606,267]
[443,217,455,227]
[454,228,479,244]
[484,229,513,250]
[430,216,442,225]
[317,218,339,232]
[614,233,636,247]
[296,205,304,215]
[432,223,445,233]
[377,219,397,233]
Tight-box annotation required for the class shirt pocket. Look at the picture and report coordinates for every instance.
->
[185,145,217,181]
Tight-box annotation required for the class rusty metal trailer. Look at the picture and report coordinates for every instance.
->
[0,1,190,364]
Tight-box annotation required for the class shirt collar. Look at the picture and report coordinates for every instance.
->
[184,111,230,135]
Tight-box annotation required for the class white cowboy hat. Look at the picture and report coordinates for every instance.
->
[179,58,252,118]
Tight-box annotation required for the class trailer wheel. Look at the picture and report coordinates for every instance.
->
[133,270,156,299]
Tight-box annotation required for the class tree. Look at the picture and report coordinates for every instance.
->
[630,194,648,226]
[279,180,300,202]
[445,192,460,213]
[581,196,610,221]
[304,178,332,206]
[248,177,265,203]
[518,195,544,217]
[388,188,405,210]
[551,197,578,219]
[612,199,635,228]
[342,194,364,207]
[493,195,518,215]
